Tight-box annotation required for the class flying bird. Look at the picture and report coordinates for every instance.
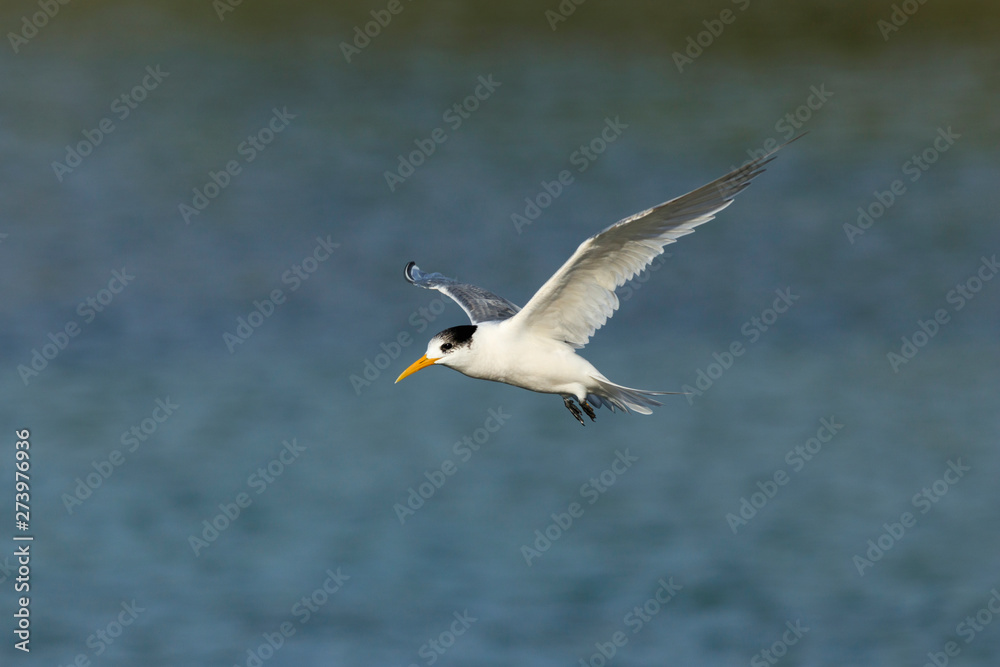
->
[396,142,793,424]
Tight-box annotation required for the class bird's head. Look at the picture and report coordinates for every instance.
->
[395,325,477,383]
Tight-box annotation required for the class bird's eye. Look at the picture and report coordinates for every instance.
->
[441,343,453,352]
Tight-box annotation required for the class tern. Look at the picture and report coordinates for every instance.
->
[396,142,793,424]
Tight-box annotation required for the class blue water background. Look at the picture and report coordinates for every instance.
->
[1,3,999,665]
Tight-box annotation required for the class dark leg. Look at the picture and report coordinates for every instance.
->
[563,396,585,426]
[580,399,597,421]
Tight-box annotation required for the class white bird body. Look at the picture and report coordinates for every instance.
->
[438,320,602,399]
[396,139,796,424]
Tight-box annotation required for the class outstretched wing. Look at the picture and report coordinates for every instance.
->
[404,261,521,324]
[509,141,793,348]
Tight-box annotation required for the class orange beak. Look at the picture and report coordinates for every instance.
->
[395,354,438,383]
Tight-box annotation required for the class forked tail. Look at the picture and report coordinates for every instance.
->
[586,375,686,415]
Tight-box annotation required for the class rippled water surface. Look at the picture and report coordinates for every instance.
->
[2,2,999,665]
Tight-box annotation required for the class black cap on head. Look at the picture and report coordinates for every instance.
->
[437,325,477,349]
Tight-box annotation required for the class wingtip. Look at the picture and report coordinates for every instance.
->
[717,131,807,197]
[740,130,810,173]
[756,131,808,166]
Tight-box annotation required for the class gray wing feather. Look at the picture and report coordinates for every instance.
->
[510,137,799,348]
[404,262,520,324]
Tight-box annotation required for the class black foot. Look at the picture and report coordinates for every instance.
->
[563,396,597,426]
[563,396,585,425]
